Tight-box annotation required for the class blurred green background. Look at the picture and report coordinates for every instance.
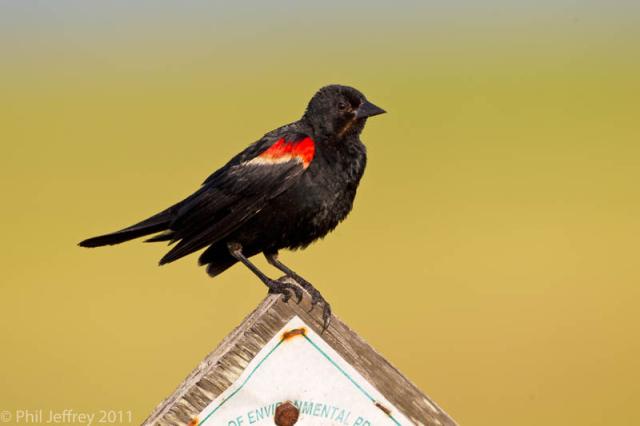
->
[1,1,639,425]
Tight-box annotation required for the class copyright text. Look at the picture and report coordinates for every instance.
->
[0,409,133,425]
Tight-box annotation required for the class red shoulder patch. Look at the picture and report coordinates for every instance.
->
[253,137,315,168]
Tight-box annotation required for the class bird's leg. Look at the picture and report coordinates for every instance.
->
[228,243,302,303]
[264,251,332,331]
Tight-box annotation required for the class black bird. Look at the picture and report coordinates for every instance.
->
[79,84,385,329]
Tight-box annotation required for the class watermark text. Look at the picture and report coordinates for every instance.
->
[0,409,133,425]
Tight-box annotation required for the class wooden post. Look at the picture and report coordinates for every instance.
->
[144,279,457,426]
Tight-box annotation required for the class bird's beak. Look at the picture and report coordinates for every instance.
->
[355,101,386,119]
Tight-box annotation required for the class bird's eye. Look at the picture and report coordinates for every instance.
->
[338,102,348,111]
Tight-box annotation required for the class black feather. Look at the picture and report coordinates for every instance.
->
[158,156,305,265]
[78,204,176,247]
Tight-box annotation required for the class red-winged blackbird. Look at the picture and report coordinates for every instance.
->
[79,85,385,329]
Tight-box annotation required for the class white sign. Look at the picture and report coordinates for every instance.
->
[193,316,412,425]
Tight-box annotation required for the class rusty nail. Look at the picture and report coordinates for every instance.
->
[282,327,306,341]
[274,401,299,426]
[375,401,392,416]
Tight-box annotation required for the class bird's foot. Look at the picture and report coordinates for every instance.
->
[298,282,331,332]
[266,279,303,304]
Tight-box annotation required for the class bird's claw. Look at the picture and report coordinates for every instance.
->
[306,288,322,312]
[290,284,303,304]
[267,279,302,304]
[320,302,332,333]
[305,287,331,332]
[275,272,331,332]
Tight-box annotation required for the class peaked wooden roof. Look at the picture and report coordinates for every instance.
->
[143,280,457,426]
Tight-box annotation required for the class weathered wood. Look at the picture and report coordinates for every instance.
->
[143,279,457,426]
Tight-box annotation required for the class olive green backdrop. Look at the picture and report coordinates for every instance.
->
[1,2,639,425]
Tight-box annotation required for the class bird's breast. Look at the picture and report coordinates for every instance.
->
[246,138,367,251]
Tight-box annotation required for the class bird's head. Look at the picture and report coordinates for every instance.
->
[302,85,386,140]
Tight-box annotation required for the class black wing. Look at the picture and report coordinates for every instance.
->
[157,133,311,264]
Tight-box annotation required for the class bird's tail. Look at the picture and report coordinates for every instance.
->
[78,208,173,248]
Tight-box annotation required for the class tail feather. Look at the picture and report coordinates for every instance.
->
[144,231,175,243]
[79,208,172,248]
